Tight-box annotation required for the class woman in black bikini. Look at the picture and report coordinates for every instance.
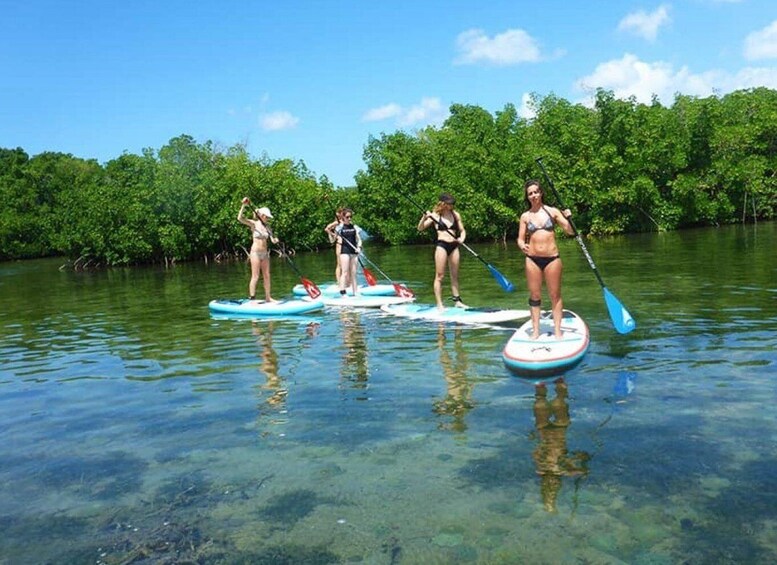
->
[517,180,574,339]
[418,193,467,311]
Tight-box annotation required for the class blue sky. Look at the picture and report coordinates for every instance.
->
[2,1,776,186]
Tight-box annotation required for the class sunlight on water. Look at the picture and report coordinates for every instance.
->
[0,223,776,563]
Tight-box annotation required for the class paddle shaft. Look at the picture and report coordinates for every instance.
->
[333,232,377,285]
[339,236,394,283]
[535,158,607,289]
[395,187,514,292]
[276,242,321,298]
[399,189,505,268]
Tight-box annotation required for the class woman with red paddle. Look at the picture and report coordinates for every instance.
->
[331,208,363,297]
[238,197,279,302]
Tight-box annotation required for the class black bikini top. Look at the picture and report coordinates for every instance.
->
[435,213,460,236]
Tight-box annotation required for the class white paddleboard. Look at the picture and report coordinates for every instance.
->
[292,283,398,297]
[305,294,415,308]
[502,310,590,377]
[381,303,529,325]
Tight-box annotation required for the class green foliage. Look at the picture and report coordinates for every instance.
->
[356,88,777,239]
[1,88,776,264]
[0,136,338,264]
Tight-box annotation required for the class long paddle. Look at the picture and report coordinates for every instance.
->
[535,158,636,334]
[242,197,321,300]
[395,188,514,292]
[277,242,322,299]
[339,237,414,297]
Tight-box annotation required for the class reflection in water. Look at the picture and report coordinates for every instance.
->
[253,321,288,412]
[338,310,369,400]
[252,319,321,427]
[433,326,474,433]
[531,378,590,512]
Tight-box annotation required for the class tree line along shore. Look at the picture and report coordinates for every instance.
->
[1,87,775,266]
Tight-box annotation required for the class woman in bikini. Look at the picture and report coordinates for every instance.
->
[324,207,345,282]
[517,180,574,339]
[238,197,279,302]
[417,193,467,311]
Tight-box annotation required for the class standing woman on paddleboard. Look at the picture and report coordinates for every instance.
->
[335,208,362,296]
[324,207,345,282]
[417,193,468,310]
[238,197,279,302]
[517,180,574,339]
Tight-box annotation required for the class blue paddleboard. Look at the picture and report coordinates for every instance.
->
[208,298,324,316]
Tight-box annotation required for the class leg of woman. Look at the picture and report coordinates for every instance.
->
[334,242,342,281]
[349,255,359,295]
[338,253,350,294]
[249,252,260,299]
[260,256,275,302]
[544,258,564,338]
[447,248,467,308]
[433,246,448,310]
[525,257,544,338]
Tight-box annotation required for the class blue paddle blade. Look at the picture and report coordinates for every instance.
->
[488,264,515,292]
[603,287,636,334]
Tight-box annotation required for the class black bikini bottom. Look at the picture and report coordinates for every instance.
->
[436,240,459,256]
[528,255,559,271]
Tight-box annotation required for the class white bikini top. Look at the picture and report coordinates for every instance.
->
[253,221,270,240]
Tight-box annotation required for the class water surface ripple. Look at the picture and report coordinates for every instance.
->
[1,223,776,563]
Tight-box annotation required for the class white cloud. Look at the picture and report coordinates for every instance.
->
[574,54,695,103]
[518,93,537,120]
[363,97,448,128]
[362,103,403,122]
[724,66,777,90]
[574,53,777,105]
[454,28,542,66]
[744,20,777,61]
[617,4,670,41]
[260,111,299,131]
[398,98,447,127]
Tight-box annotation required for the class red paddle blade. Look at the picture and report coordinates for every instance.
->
[362,267,378,286]
[302,278,321,299]
[394,283,415,298]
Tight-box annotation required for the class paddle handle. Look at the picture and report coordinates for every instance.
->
[535,159,577,234]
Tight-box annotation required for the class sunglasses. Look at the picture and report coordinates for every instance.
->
[344,215,352,219]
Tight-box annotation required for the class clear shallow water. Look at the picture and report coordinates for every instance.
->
[1,223,776,564]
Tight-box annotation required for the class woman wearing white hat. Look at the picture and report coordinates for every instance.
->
[238,197,279,301]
